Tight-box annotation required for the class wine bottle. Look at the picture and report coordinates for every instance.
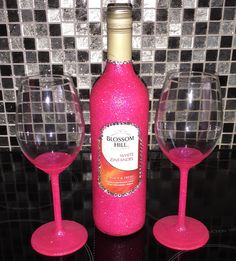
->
[90,4,149,236]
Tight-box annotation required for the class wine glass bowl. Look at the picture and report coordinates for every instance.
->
[154,71,223,250]
[16,75,87,256]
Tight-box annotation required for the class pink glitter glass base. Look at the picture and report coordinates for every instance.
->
[31,220,88,256]
[153,215,209,250]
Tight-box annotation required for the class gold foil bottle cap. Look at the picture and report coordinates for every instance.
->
[107,4,132,29]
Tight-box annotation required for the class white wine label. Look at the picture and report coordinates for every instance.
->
[99,123,141,196]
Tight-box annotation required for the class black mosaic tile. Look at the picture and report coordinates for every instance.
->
[195,22,208,35]
[52,64,63,75]
[7,10,19,22]
[48,0,59,8]
[143,22,154,35]
[220,36,233,47]
[64,37,75,49]
[1,78,13,89]
[132,50,140,61]
[38,51,50,63]
[13,65,25,76]
[132,8,141,21]
[49,24,61,36]
[228,88,236,98]
[208,22,220,34]
[23,38,35,50]
[12,52,24,63]
[168,37,180,49]
[219,49,231,61]
[5,103,16,112]
[0,90,2,100]
[34,10,47,22]
[76,0,87,8]
[222,134,232,143]
[6,0,18,8]
[75,9,87,21]
[0,65,12,76]
[206,50,218,61]
[170,0,182,8]
[155,50,166,62]
[180,50,192,61]
[198,0,210,7]
[90,64,102,75]
[230,63,236,73]
[225,0,236,6]
[232,49,236,60]
[223,8,236,20]
[0,137,8,146]
[0,102,4,112]
[0,126,7,135]
[210,8,223,20]
[0,25,7,36]
[219,75,228,86]
[77,51,89,62]
[89,22,101,35]
[183,9,195,21]
[192,63,204,71]
[156,9,168,21]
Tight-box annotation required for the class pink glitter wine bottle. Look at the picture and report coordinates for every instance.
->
[90,4,149,236]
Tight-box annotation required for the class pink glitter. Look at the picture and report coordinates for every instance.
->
[90,62,149,236]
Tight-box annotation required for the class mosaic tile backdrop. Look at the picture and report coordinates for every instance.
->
[0,0,236,151]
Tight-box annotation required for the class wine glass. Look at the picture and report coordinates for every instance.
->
[16,75,87,256]
[154,71,223,250]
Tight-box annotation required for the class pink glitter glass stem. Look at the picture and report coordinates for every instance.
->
[177,168,189,231]
[50,173,64,236]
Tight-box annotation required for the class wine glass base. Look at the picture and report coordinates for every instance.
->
[31,220,88,256]
[153,215,209,250]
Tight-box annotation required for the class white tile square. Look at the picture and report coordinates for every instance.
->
[155,36,168,49]
[169,23,181,36]
[22,24,35,36]
[88,0,101,8]
[62,23,75,35]
[132,36,141,48]
[26,64,39,75]
[143,9,156,22]
[76,37,89,49]
[90,50,102,63]
[60,0,74,8]
[143,0,156,8]
[51,50,64,63]
[183,0,197,8]
[48,9,61,22]
[196,8,209,21]
[141,50,154,62]
[89,9,101,22]
[37,38,50,50]
[103,36,107,49]
[180,36,193,48]
[19,0,34,8]
[133,22,142,35]
[207,36,219,48]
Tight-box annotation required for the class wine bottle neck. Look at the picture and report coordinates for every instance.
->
[107,28,132,62]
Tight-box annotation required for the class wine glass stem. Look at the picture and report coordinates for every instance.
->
[178,167,189,231]
[50,173,64,236]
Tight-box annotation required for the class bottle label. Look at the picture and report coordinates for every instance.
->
[99,123,141,197]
